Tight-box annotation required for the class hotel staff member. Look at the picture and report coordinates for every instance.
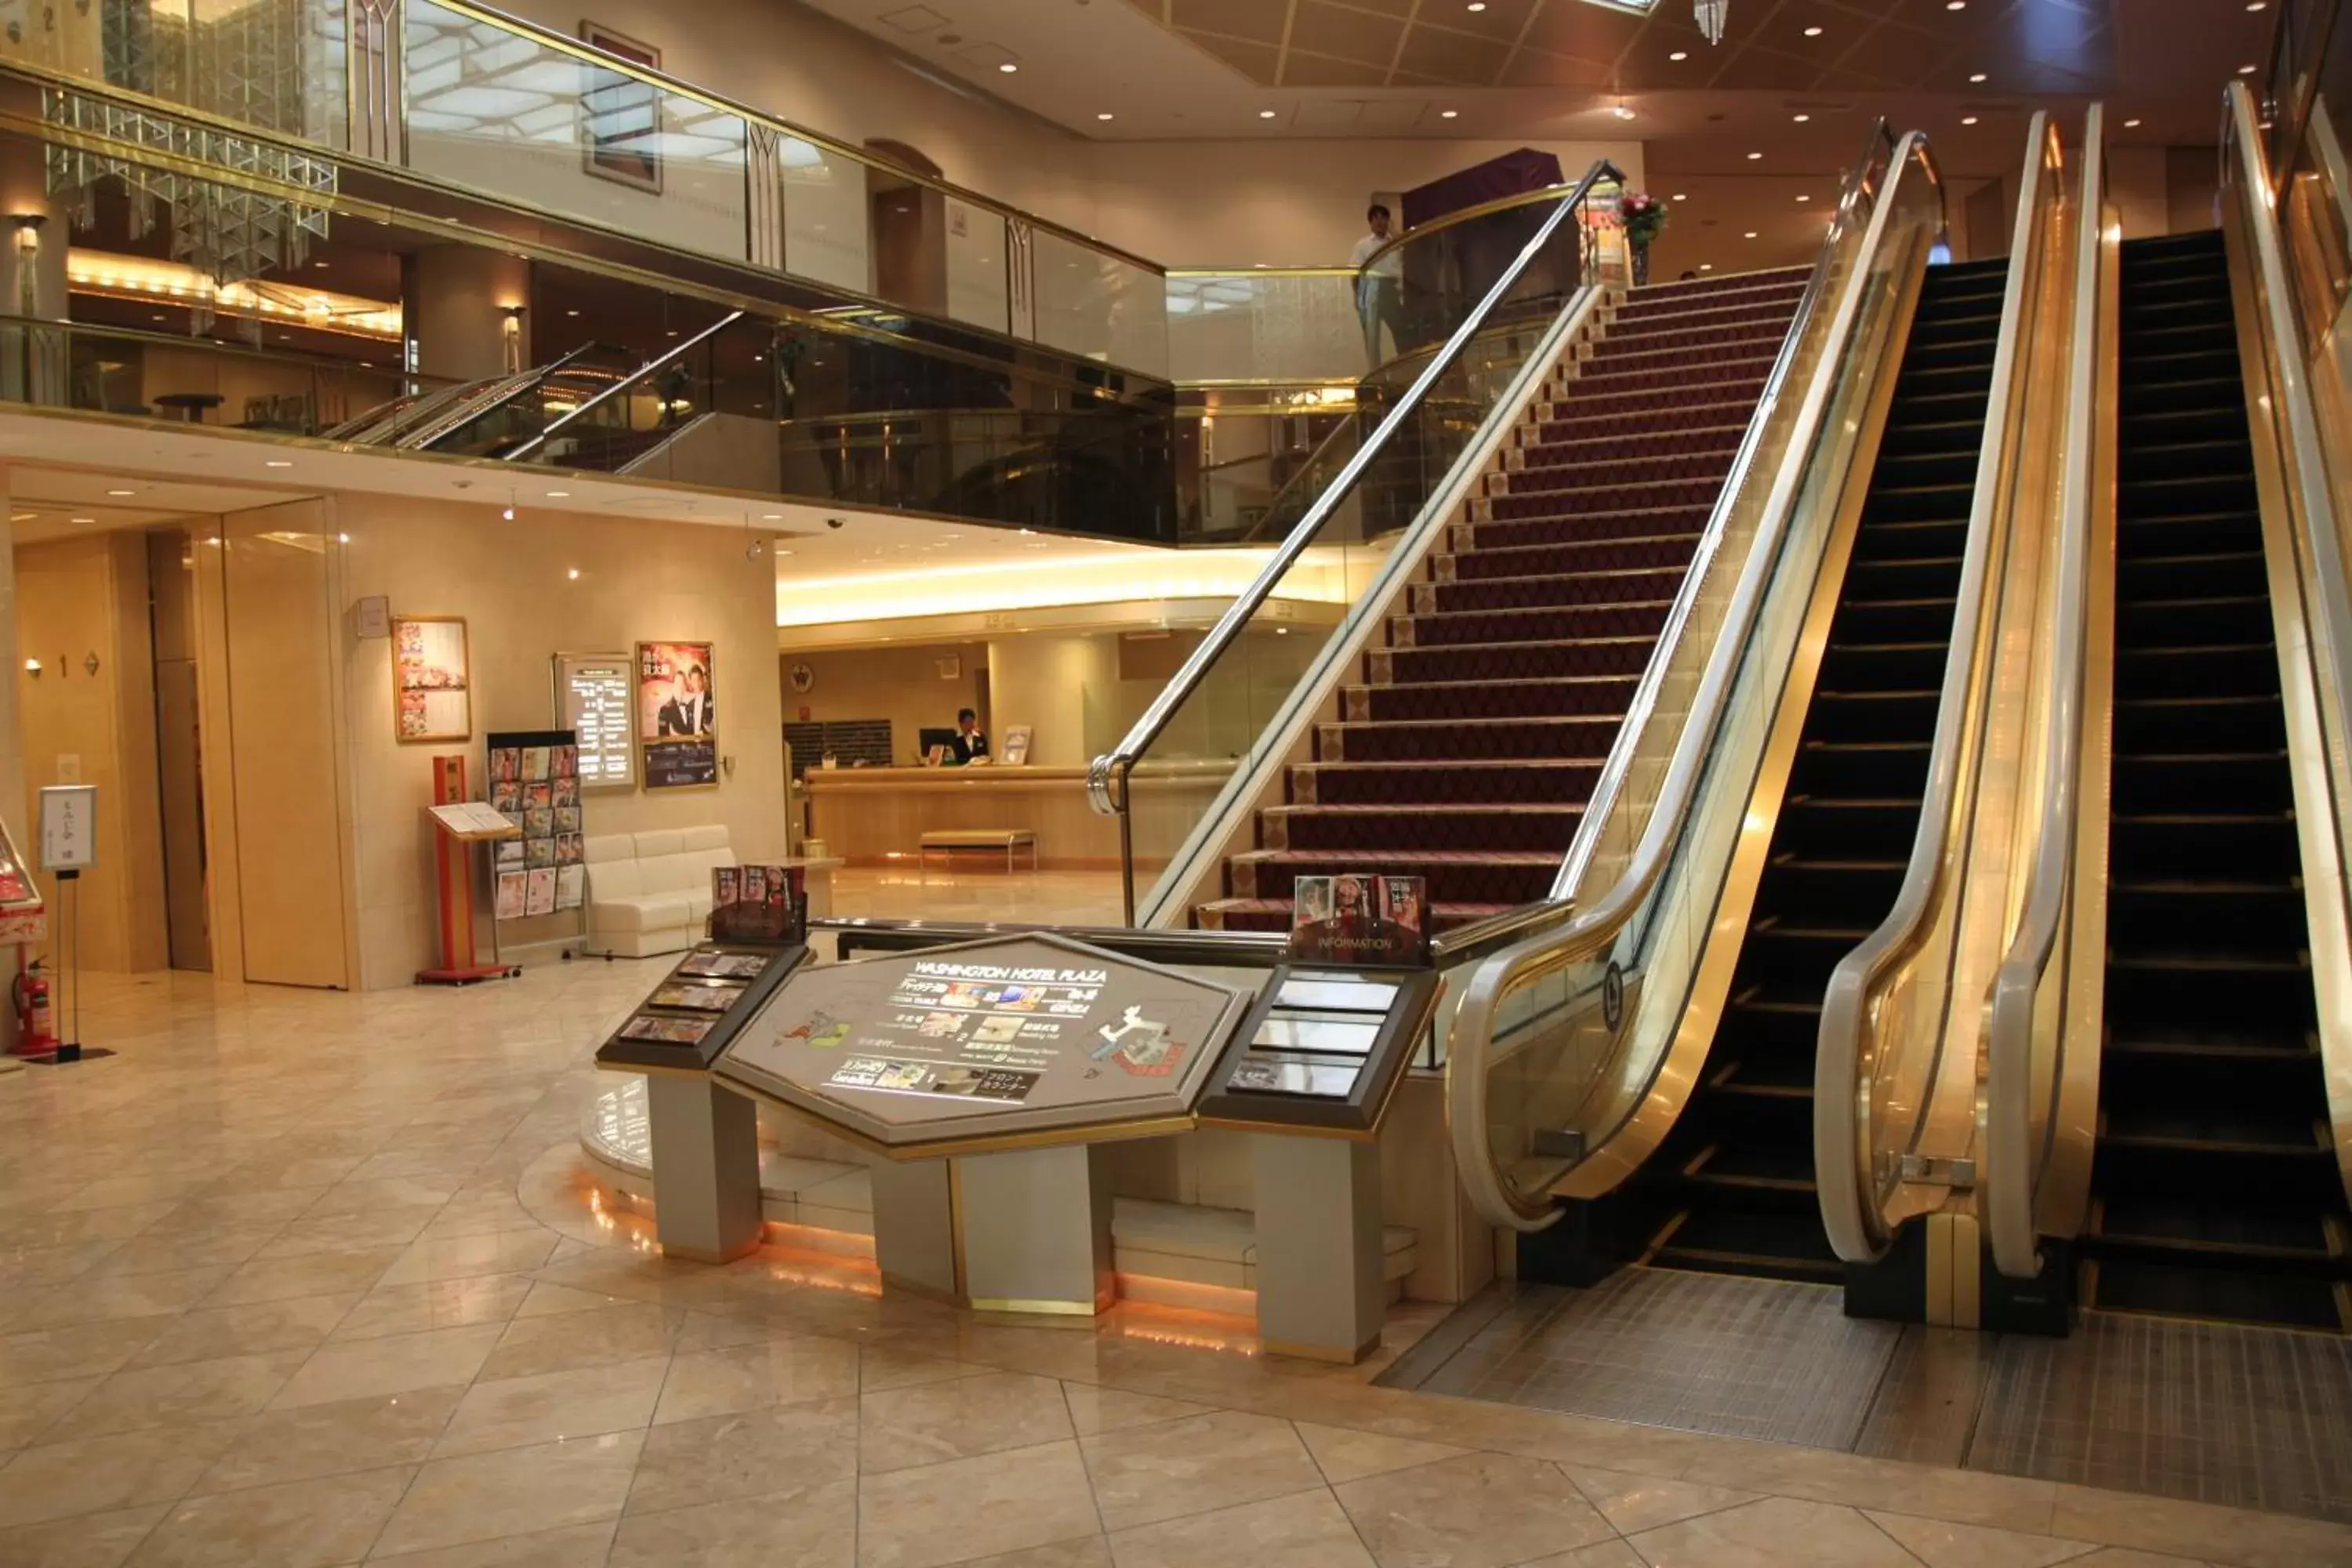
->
[948,707,989,764]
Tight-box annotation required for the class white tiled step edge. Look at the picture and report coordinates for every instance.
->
[581,1076,1417,1298]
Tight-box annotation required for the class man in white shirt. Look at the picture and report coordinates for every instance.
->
[1351,203,1405,368]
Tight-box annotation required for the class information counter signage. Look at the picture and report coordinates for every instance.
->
[715,933,1250,1149]
[556,653,635,791]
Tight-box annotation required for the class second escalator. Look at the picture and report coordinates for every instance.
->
[1610,257,2010,1283]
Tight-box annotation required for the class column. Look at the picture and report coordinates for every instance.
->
[866,1156,960,1303]
[406,248,532,384]
[953,1144,1115,1314]
[1252,1134,1385,1363]
[644,1075,764,1263]
[0,471,24,1056]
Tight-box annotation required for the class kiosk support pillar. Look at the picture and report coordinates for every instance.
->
[645,1075,763,1263]
[1253,1134,1384,1363]
[954,1145,1115,1314]
[869,1157,961,1303]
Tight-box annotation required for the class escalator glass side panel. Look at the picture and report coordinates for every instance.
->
[1617,260,2010,1284]
[2085,230,2350,1334]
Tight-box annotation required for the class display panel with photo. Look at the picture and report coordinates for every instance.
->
[1286,873,1431,966]
[638,641,717,789]
[392,615,470,743]
[710,865,807,945]
[487,730,586,919]
[579,22,662,194]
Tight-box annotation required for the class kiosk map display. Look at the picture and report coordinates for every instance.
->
[715,933,1250,1149]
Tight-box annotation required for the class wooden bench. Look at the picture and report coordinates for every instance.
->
[917,829,1038,873]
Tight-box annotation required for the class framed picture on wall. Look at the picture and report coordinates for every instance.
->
[579,21,663,194]
[391,615,470,743]
[1000,725,1033,767]
[638,641,718,789]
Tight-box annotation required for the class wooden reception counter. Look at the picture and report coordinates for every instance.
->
[802,763,1230,869]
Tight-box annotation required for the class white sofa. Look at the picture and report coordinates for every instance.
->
[583,826,734,957]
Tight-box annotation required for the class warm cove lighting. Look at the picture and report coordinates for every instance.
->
[67,249,402,339]
[775,548,1351,628]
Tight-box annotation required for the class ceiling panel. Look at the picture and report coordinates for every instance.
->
[1171,0,1283,46]
[1425,0,1543,45]
[1823,20,1945,92]
[1396,26,1516,85]
[1290,1,1405,69]
[1516,0,1650,64]
[1497,47,1613,88]
[1185,29,1283,79]
[1283,51,1393,86]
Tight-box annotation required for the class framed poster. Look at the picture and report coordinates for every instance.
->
[393,615,470,743]
[638,641,717,789]
[555,652,636,791]
[1000,725,1033,767]
[579,22,662,194]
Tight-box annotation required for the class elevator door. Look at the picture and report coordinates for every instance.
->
[148,529,209,971]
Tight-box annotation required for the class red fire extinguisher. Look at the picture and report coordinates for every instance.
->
[13,960,54,1055]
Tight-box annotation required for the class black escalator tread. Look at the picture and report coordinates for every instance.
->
[2085,231,2352,1333]
[1613,261,2004,1286]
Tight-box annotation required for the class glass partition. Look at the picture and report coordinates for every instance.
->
[1167,270,1363,385]
[1363,182,1619,367]
[1443,129,1943,1229]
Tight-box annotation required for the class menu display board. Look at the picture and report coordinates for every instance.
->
[486,730,585,921]
[597,942,811,1073]
[557,653,637,791]
[393,615,471,743]
[638,641,717,790]
[715,934,1250,1149]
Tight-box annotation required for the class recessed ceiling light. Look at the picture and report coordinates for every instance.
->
[1700,263,1714,271]
[567,568,580,580]
[2249,2,2267,9]
[106,488,133,496]
[1669,49,1688,60]
[1468,1,1486,9]
[264,459,293,468]
[2238,63,2258,74]
[1096,111,1113,120]
[1747,151,1763,160]
[70,517,93,524]
[763,513,783,521]
[546,490,571,498]
[1796,194,1811,202]
[1803,24,1823,35]
[1947,1,1965,9]
[1259,109,1277,118]
[1962,114,1979,125]
[1441,109,1459,118]
[1969,71,1987,82]
[998,62,1018,73]
[1744,230,1759,238]
[1611,104,1635,119]
[1792,112,1810,122]
[1672,192,1687,201]
[2125,117,2143,128]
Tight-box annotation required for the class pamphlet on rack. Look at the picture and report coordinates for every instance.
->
[1284,873,1430,966]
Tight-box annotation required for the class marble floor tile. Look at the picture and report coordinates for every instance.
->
[123,1294,361,1370]
[1563,1466,1760,1536]
[1332,1451,1616,1568]
[432,1356,669,1458]
[953,1541,1115,1568]
[0,1376,102,1450]
[858,1439,1104,1568]
[333,1276,539,1344]
[607,1477,858,1567]
[372,1231,563,1291]
[1080,1410,1326,1533]
[626,1398,857,1517]
[476,1302,680,1383]
[1295,1421,1470,1486]
[1058,1385,1211,1438]
[1105,1488,1373,1568]
[197,1385,466,1493]
[1625,1496,1925,1566]
[2045,1484,2352,1567]
[203,1246,405,1309]
[43,1350,308,1443]
[652,1337,862,1425]
[861,1371,1075,1475]
[857,1346,995,1394]
[255,1207,441,1261]
[268,1324,504,1410]
[509,1283,637,1321]
[0,1420,247,1528]
[0,1501,172,1568]
[0,1318,176,1387]
[371,1430,644,1557]
[353,1519,615,1566]
[302,1179,463,1219]
[13,1267,235,1330]
[1863,1511,2100,1568]
[125,1465,412,1568]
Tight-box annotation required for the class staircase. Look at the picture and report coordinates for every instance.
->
[2085,230,2351,1333]
[1621,256,2009,1282]
[1194,265,1813,935]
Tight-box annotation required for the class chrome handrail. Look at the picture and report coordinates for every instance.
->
[1084,159,1624,908]
[1985,108,2110,1282]
[1446,129,1944,1230]
[501,312,747,464]
[1816,111,2070,1265]
[394,340,606,451]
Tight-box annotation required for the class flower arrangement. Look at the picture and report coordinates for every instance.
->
[1621,191,1668,249]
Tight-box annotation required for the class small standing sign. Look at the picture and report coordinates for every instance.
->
[38,785,96,872]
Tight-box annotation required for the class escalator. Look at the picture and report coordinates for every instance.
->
[1612,258,2010,1282]
[1193,267,1812,934]
[2081,230,2352,1331]
[331,343,629,457]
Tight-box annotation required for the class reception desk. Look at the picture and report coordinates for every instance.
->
[803,763,1230,869]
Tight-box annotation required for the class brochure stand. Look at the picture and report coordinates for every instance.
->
[418,754,523,986]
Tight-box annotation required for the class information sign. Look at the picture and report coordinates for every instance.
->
[715,933,1250,1149]
[557,653,636,790]
[38,785,96,872]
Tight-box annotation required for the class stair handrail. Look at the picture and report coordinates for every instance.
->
[393,340,611,451]
[1446,127,1945,1230]
[1083,159,1622,908]
[1815,110,2076,1266]
[502,312,750,464]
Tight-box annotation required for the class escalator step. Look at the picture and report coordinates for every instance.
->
[2089,1258,2345,1331]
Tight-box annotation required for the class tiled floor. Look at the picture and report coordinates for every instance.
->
[2,964,2349,1566]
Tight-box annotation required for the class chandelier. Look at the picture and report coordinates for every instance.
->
[1696,0,1728,45]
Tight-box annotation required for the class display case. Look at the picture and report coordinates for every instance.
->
[595,942,811,1074]
[0,814,45,947]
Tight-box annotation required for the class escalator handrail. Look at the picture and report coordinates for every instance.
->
[501,312,749,464]
[1985,108,2110,1282]
[1816,111,2072,1266]
[395,341,608,451]
[1085,158,1624,822]
[1446,129,1946,1229]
